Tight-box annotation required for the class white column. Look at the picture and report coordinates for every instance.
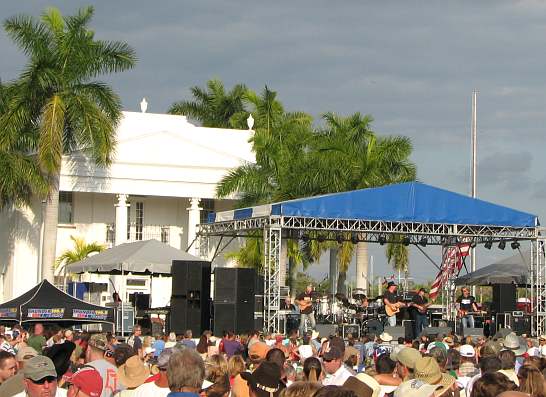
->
[115,194,129,246]
[187,198,202,254]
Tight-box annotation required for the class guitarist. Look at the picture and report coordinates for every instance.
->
[296,284,316,335]
[456,286,478,329]
[383,281,405,326]
[410,288,430,337]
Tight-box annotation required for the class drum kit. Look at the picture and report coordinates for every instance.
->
[313,288,387,335]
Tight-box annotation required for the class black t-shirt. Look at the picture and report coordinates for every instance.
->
[457,295,476,311]
[383,290,398,305]
[411,294,428,315]
[296,292,314,314]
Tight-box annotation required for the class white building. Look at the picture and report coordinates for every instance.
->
[0,105,254,306]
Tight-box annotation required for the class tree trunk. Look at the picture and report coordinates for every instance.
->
[288,257,298,299]
[41,173,60,282]
[329,248,338,297]
[337,271,347,294]
[355,241,369,293]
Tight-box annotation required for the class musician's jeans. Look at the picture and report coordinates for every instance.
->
[414,314,428,337]
[299,312,316,334]
[461,314,475,329]
[387,314,397,327]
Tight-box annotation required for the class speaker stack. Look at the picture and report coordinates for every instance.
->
[213,268,262,335]
[170,260,211,335]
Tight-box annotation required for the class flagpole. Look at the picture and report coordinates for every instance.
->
[471,90,478,297]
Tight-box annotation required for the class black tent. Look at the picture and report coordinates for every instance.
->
[0,280,114,325]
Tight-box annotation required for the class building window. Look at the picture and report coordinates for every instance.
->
[127,206,131,240]
[200,199,214,224]
[58,192,73,224]
[135,202,144,240]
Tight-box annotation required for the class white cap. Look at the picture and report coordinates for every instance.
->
[460,344,475,358]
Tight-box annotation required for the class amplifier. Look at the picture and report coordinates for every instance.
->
[342,324,360,339]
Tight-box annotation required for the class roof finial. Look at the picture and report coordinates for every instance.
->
[140,97,148,113]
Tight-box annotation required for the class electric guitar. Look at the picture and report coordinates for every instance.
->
[410,302,431,314]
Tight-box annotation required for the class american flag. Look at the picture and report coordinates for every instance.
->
[428,243,471,300]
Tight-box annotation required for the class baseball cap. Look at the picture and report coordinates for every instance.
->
[459,344,475,358]
[68,367,103,397]
[24,356,57,381]
[157,348,175,369]
[88,334,108,351]
[397,347,421,369]
[323,346,342,361]
[16,346,38,362]
[394,379,440,397]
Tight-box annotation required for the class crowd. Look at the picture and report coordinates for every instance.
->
[0,322,546,397]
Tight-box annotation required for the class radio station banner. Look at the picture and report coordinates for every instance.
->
[27,308,65,319]
[0,308,17,318]
[73,309,109,321]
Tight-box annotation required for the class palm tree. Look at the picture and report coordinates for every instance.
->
[54,235,105,276]
[0,81,48,208]
[300,112,417,293]
[386,234,410,289]
[1,6,136,281]
[217,86,314,293]
[168,79,247,128]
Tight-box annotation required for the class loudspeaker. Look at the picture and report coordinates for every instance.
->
[384,326,406,340]
[492,284,517,313]
[171,261,211,335]
[513,315,531,336]
[315,324,338,338]
[422,326,453,338]
[403,320,415,340]
[463,327,484,338]
[213,268,260,333]
[134,293,150,311]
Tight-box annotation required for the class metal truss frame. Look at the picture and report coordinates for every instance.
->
[263,225,282,333]
[198,214,542,335]
[532,237,546,336]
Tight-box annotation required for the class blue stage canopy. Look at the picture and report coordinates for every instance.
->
[209,182,537,228]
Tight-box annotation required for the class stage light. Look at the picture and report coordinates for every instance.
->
[317,235,326,243]
[378,235,387,245]
[498,240,506,250]
[511,240,520,250]
[351,233,359,244]
[403,236,411,246]
[484,240,493,250]
[336,234,344,244]
[419,237,428,247]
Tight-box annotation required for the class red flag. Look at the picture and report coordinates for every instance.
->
[429,243,471,300]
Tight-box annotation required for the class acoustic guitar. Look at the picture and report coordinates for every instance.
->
[385,302,406,317]
[297,298,313,312]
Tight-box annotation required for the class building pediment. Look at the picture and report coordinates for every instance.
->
[59,111,255,198]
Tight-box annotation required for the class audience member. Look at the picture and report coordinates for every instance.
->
[166,349,205,397]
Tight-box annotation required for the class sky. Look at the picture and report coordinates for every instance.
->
[2,1,545,284]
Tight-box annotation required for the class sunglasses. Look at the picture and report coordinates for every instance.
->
[31,376,57,385]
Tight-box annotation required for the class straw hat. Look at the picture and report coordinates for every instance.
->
[414,357,455,396]
[503,333,527,356]
[117,356,150,388]
[379,332,393,342]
